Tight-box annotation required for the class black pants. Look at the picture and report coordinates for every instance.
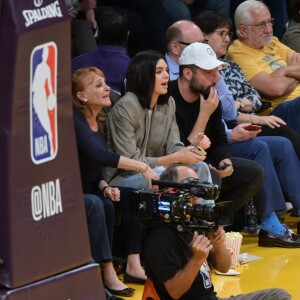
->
[84,187,143,263]
[218,157,264,229]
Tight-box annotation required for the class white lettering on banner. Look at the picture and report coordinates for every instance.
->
[31,179,63,221]
[34,0,43,7]
[23,1,63,28]
[34,135,48,156]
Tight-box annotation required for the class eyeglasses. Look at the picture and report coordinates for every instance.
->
[244,18,274,31]
[176,41,191,46]
[213,30,233,39]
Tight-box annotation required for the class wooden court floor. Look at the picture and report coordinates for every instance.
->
[124,215,300,299]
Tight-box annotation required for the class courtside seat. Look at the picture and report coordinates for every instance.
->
[142,278,160,300]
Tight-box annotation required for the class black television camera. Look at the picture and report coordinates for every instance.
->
[130,178,233,233]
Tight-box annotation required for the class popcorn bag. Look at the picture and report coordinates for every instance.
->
[225,232,243,269]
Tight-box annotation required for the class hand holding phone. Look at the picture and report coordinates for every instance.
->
[218,163,231,170]
[244,124,262,131]
[191,146,207,156]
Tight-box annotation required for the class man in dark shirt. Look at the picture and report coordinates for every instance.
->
[169,43,264,229]
[72,7,130,94]
[143,164,291,300]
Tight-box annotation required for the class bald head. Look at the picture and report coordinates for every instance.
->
[176,165,199,182]
[160,164,199,183]
[166,20,204,62]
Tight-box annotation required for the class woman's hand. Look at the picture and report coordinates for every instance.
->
[236,98,253,112]
[103,186,120,202]
[142,167,160,188]
[251,114,286,128]
[175,146,206,164]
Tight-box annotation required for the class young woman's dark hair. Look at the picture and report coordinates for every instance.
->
[194,10,233,34]
[126,50,170,109]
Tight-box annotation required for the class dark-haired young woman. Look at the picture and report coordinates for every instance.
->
[106,50,211,188]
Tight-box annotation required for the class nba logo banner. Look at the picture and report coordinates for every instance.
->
[30,42,58,164]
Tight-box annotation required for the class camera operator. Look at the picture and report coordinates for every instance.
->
[143,164,291,300]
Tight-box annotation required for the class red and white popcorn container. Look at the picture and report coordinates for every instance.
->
[225,232,243,269]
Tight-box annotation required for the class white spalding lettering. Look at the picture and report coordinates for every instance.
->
[23,1,63,27]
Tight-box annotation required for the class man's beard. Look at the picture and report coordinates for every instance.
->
[189,75,212,100]
[264,35,273,45]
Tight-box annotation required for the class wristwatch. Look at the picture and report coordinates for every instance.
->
[237,99,245,109]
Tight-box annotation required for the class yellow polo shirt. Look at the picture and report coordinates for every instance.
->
[226,37,300,115]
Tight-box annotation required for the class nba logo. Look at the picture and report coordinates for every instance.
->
[30,42,58,164]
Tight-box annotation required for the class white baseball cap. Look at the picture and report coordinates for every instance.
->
[179,42,227,70]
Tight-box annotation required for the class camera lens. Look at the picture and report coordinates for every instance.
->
[186,203,216,222]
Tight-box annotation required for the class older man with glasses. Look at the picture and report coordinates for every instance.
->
[227,0,300,135]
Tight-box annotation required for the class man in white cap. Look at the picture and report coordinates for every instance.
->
[169,42,264,231]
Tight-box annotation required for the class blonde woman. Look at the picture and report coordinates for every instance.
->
[72,67,158,296]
